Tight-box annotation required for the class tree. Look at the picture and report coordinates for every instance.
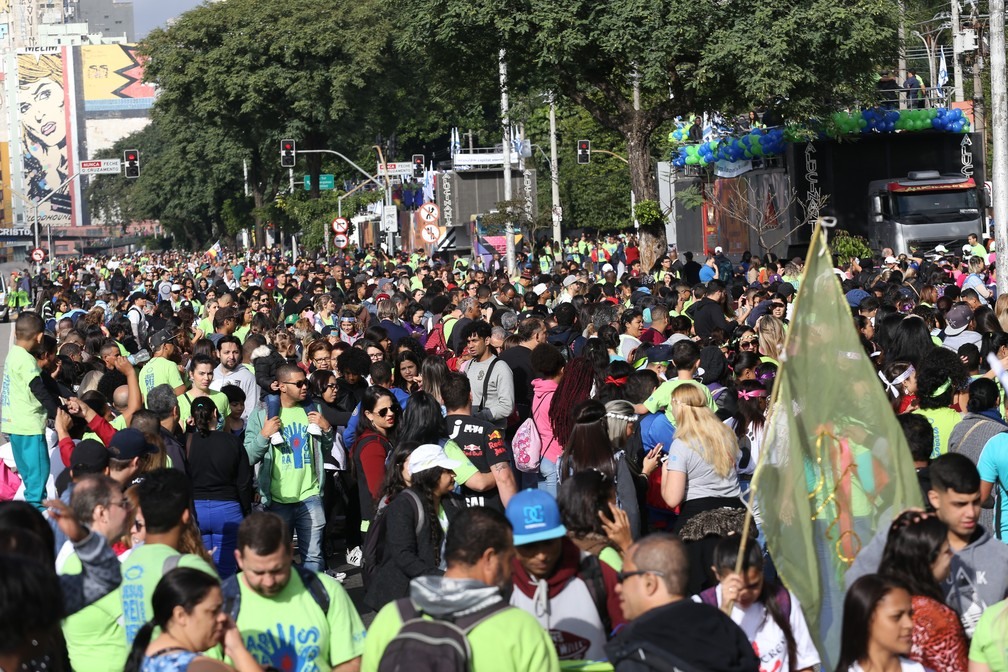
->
[139,0,399,241]
[404,0,899,269]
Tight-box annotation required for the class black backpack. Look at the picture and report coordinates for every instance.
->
[376,598,510,672]
[361,489,424,588]
[221,564,330,620]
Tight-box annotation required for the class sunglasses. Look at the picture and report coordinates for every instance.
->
[616,569,666,583]
[739,339,758,348]
[372,406,395,417]
[282,380,308,388]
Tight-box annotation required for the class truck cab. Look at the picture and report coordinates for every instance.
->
[867,171,982,254]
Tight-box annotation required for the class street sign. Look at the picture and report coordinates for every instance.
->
[331,217,349,234]
[417,202,440,224]
[304,174,336,190]
[420,223,441,243]
[30,247,46,262]
[376,162,415,178]
[382,205,398,233]
[333,233,349,249]
[78,159,122,175]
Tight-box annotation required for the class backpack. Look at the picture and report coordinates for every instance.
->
[376,598,510,672]
[361,489,425,588]
[221,564,330,620]
[512,394,549,473]
[697,582,791,621]
[605,639,707,672]
[547,328,577,361]
[425,316,457,357]
[579,553,613,636]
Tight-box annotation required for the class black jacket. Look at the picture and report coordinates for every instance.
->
[606,600,759,672]
[363,488,448,611]
[689,298,735,339]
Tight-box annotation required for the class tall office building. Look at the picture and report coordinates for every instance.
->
[72,0,134,42]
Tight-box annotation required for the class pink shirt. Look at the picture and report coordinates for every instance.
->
[532,378,562,463]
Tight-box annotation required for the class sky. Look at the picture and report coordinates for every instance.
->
[133,0,203,39]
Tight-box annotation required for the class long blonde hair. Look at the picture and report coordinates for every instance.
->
[670,384,738,478]
[757,315,786,361]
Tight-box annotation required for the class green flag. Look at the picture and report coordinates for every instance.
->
[754,224,922,668]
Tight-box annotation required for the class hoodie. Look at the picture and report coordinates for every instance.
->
[509,538,624,661]
[410,575,504,617]
[846,522,1008,637]
[532,378,561,463]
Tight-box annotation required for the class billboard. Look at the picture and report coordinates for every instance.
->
[16,48,80,227]
[80,44,155,113]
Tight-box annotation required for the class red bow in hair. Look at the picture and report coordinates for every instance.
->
[605,376,627,387]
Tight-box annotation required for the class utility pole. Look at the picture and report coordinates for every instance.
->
[991,0,1008,290]
[500,48,516,276]
[632,70,641,229]
[952,0,965,102]
[971,5,986,158]
[548,94,562,244]
[898,0,907,89]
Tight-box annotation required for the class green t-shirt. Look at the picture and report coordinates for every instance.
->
[231,570,366,671]
[971,243,988,260]
[234,325,250,343]
[599,546,623,572]
[139,357,184,401]
[178,390,229,429]
[270,405,319,503]
[970,598,1008,672]
[198,317,213,337]
[60,551,128,672]
[362,597,560,672]
[914,407,963,459]
[443,440,481,485]
[643,379,716,426]
[1,344,47,435]
[120,543,217,644]
[110,414,128,431]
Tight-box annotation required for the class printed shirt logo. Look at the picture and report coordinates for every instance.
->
[246,623,323,672]
[278,422,311,470]
[550,629,590,660]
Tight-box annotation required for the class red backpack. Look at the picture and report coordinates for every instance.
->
[424,316,457,357]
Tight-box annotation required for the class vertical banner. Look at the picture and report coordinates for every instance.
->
[16,47,79,227]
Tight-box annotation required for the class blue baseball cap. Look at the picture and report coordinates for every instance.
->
[505,489,567,546]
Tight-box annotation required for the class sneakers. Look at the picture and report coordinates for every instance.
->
[325,569,347,583]
[307,423,323,437]
[270,432,284,446]
[346,545,362,566]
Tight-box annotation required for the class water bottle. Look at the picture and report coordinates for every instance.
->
[128,350,151,366]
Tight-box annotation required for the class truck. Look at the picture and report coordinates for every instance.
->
[866,170,982,253]
[787,130,986,255]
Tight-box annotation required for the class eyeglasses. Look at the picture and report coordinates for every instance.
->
[372,406,395,417]
[109,499,131,510]
[368,352,384,361]
[325,383,338,390]
[616,569,666,583]
[282,380,308,388]
[313,357,331,364]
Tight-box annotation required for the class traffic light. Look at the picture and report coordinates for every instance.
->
[412,154,424,178]
[577,140,590,164]
[124,149,140,179]
[280,139,296,168]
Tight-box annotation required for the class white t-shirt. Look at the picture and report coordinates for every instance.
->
[693,585,820,672]
[848,660,925,672]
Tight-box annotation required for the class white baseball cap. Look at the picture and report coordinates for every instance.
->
[408,444,462,476]
[715,246,723,254]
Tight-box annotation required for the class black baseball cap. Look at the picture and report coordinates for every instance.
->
[70,439,109,474]
[108,429,158,460]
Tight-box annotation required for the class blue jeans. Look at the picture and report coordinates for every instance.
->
[269,494,325,572]
[195,499,243,577]
[266,394,280,420]
[10,434,48,511]
[539,457,558,498]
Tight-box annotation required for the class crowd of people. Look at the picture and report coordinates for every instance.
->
[1,233,1008,672]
